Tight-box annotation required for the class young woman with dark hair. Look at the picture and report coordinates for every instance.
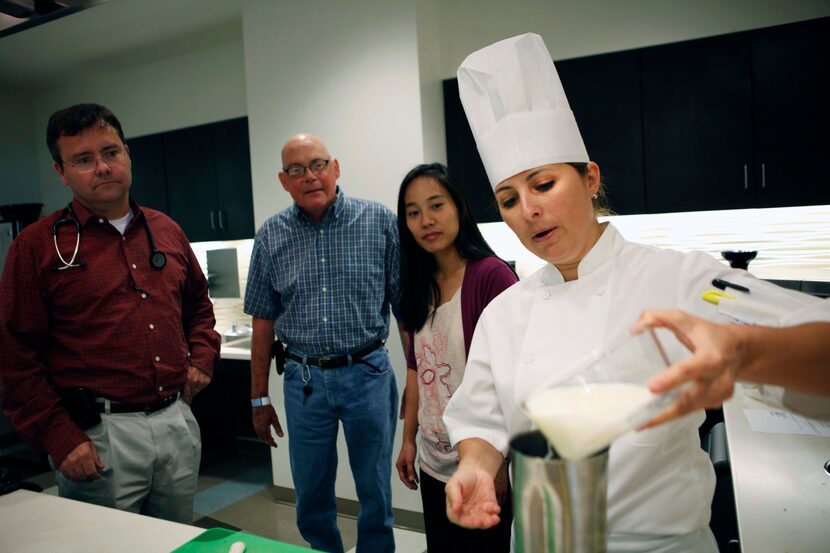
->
[394,163,516,552]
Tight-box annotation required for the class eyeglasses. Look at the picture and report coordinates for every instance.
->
[62,148,128,173]
[283,158,331,178]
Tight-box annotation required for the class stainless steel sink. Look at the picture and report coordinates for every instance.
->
[222,336,251,350]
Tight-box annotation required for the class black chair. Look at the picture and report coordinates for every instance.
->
[702,422,740,552]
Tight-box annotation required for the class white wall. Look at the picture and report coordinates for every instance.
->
[23,37,247,215]
[243,0,424,227]
[242,0,425,513]
[415,0,447,165]
[0,87,39,206]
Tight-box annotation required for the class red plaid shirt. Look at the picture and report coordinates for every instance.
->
[0,199,220,467]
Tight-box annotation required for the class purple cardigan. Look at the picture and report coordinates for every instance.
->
[406,257,518,367]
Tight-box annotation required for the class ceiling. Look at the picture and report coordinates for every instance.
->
[0,0,243,89]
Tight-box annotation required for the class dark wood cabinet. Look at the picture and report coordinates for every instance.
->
[642,17,830,212]
[127,133,168,213]
[444,17,830,215]
[127,118,255,243]
[164,125,218,242]
[751,17,830,208]
[212,118,255,241]
[641,32,754,213]
[190,358,256,455]
[557,50,645,215]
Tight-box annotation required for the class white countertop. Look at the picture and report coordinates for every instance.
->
[723,385,830,552]
[0,489,203,552]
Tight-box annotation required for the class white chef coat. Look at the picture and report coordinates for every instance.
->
[444,223,824,550]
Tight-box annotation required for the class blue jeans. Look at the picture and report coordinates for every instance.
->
[284,346,398,553]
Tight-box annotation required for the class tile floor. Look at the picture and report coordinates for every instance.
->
[3,438,427,553]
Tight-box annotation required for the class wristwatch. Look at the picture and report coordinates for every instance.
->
[250,397,271,407]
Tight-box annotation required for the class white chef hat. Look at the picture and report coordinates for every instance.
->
[457,32,588,188]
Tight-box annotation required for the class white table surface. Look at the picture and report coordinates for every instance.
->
[722,385,830,552]
[0,490,203,553]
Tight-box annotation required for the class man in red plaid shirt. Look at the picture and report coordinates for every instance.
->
[0,103,220,522]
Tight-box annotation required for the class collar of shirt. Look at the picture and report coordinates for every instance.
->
[70,198,148,233]
[543,222,618,285]
[291,186,345,228]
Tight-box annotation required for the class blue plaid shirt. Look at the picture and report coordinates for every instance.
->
[244,188,400,356]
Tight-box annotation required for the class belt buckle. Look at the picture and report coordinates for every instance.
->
[318,356,332,367]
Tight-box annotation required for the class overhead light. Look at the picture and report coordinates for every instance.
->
[0,0,89,38]
[0,1,35,19]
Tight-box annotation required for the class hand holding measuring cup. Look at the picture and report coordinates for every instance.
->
[522,329,683,460]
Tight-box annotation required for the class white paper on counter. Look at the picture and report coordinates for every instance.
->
[743,408,830,437]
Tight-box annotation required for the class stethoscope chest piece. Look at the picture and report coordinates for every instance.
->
[150,250,167,270]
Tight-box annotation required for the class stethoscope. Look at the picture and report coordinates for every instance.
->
[52,204,167,271]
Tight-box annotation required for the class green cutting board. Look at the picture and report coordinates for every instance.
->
[171,527,322,552]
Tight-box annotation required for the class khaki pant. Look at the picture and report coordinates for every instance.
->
[53,398,201,523]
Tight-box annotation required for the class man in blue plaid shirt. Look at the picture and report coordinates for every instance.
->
[244,133,400,553]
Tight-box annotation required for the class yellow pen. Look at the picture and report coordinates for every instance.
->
[701,290,735,305]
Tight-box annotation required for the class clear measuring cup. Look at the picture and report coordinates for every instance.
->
[522,329,680,460]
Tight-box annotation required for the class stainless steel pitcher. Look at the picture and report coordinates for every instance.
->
[511,431,609,553]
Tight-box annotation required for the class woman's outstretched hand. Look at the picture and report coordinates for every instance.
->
[445,465,501,529]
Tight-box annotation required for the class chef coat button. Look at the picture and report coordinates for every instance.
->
[141,293,147,299]
[154,356,160,362]
[149,324,154,330]
[158,386,163,391]
[132,263,137,269]
[523,355,534,364]
[541,289,551,300]
[98,218,104,224]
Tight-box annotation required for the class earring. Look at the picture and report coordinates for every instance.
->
[592,193,598,199]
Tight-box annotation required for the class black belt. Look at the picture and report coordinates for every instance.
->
[95,391,181,415]
[286,341,383,369]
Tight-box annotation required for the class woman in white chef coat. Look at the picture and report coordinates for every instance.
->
[441,33,828,553]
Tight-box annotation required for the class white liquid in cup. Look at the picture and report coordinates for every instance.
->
[524,383,654,460]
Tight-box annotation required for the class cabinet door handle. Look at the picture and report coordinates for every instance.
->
[218,211,225,230]
[743,164,748,190]
[761,163,766,189]
[210,211,216,230]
